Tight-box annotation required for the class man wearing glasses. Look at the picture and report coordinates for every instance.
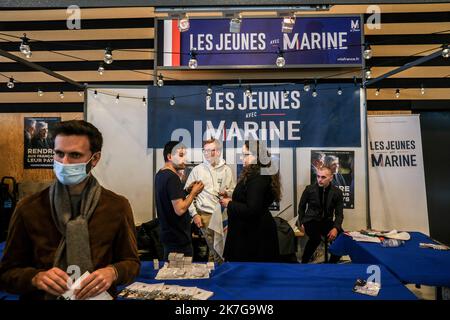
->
[185,139,235,262]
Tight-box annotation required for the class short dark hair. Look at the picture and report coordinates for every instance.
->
[52,120,103,153]
[319,165,333,175]
[163,141,184,162]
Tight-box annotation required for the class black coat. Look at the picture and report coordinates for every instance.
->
[224,173,279,262]
[298,183,344,230]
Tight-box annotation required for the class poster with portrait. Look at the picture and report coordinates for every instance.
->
[310,150,355,209]
[24,117,60,169]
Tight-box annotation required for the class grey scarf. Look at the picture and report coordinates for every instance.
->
[49,175,102,277]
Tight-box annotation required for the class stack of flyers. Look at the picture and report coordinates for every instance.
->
[118,282,165,300]
[155,263,213,280]
[118,282,213,300]
[352,279,381,297]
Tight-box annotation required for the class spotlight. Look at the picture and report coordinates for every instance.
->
[283,89,289,98]
[7,78,14,89]
[188,51,198,69]
[170,96,176,106]
[395,89,400,98]
[38,88,44,96]
[365,68,372,79]
[178,14,190,32]
[230,15,242,33]
[142,97,147,106]
[337,87,343,95]
[312,88,318,98]
[59,91,64,99]
[206,94,211,102]
[19,34,31,56]
[281,16,296,33]
[104,48,113,64]
[94,90,98,98]
[363,43,372,60]
[157,74,164,87]
[375,88,380,96]
[276,49,285,68]
[78,91,83,97]
[98,63,105,75]
[116,94,120,104]
[442,44,449,58]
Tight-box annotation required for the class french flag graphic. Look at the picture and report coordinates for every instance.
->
[163,20,181,67]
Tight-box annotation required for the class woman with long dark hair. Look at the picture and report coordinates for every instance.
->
[219,140,281,262]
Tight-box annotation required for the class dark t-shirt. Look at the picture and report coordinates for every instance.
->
[154,169,191,247]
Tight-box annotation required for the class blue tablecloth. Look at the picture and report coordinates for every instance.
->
[0,241,416,300]
[134,261,416,300]
[330,232,450,287]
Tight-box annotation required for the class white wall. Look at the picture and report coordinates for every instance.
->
[87,88,153,225]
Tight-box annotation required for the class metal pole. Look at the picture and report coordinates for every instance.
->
[0,49,84,89]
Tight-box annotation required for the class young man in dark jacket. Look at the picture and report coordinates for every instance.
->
[298,166,344,263]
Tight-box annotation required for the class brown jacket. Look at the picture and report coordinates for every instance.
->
[0,186,140,300]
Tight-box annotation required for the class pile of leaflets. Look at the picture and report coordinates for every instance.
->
[352,279,381,297]
[155,252,215,280]
[118,282,214,300]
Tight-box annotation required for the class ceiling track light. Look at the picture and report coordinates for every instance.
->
[142,97,147,106]
[59,91,64,99]
[337,87,343,95]
[395,89,400,98]
[229,14,242,33]
[94,90,98,98]
[116,94,120,103]
[178,13,190,32]
[37,88,44,96]
[375,88,380,96]
[281,15,296,33]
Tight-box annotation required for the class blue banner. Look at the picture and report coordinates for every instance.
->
[160,16,362,67]
[147,84,361,148]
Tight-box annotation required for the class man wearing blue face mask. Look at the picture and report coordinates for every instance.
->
[0,120,140,300]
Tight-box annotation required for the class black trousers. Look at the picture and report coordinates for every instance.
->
[301,219,342,264]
